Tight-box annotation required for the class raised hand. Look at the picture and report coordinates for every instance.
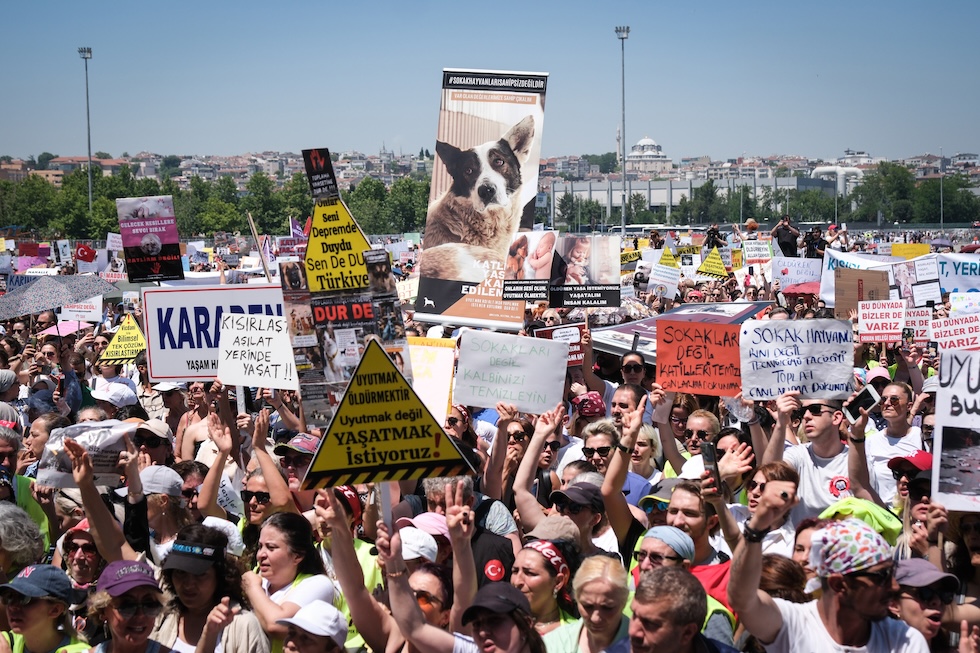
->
[445,481,474,543]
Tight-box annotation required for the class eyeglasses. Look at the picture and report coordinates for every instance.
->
[0,592,48,607]
[902,586,954,606]
[507,432,527,443]
[848,565,895,587]
[921,425,934,437]
[881,395,904,405]
[413,589,444,608]
[643,499,669,514]
[41,350,57,358]
[582,446,612,458]
[112,599,163,619]
[445,417,460,428]
[542,441,561,452]
[746,480,766,493]
[669,416,686,425]
[11,328,24,334]
[241,490,272,505]
[632,550,684,565]
[684,429,709,440]
[281,454,312,468]
[622,364,643,374]
[134,434,166,449]
[555,502,590,515]
[65,541,99,557]
[181,488,199,500]
[961,521,980,535]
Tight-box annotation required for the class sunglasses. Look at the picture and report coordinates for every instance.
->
[555,502,590,515]
[445,417,460,428]
[413,589,443,608]
[281,455,312,468]
[112,599,163,619]
[542,441,561,452]
[0,593,46,607]
[669,416,687,425]
[65,541,99,557]
[801,404,838,417]
[241,490,272,505]
[622,364,644,373]
[632,550,684,565]
[902,586,954,605]
[891,468,917,481]
[746,480,766,493]
[543,317,559,323]
[507,431,527,443]
[582,446,612,458]
[643,499,669,513]
[684,429,709,440]
[881,396,904,405]
[134,434,166,449]
[11,328,24,334]
[181,488,199,500]
[848,566,894,587]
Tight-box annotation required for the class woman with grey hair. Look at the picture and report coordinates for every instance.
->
[0,426,52,550]
[0,503,43,580]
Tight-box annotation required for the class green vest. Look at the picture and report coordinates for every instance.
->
[3,632,89,653]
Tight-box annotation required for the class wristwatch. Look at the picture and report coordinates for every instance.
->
[616,443,635,455]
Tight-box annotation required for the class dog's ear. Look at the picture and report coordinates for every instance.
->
[503,116,535,163]
[435,141,463,176]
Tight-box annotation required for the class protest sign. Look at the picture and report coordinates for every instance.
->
[301,148,341,199]
[454,330,568,414]
[696,247,728,279]
[217,314,298,390]
[929,314,980,351]
[889,255,942,307]
[414,69,548,330]
[116,196,184,283]
[820,249,901,307]
[37,421,138,488]
[950,292,980,316]
[106,232,123,252]
[397,277,419,303]
[533,322,586,367]
[858,300,906,343]
[621,249,641,265]
[892,243,931,260]
[739,319,853,400]
[933,350,980,511]
[408,336,456,426]
[310,292,377,387]
[833,268,891,319]
[141,284,284,381]
[548,235,622,308]
[906,307,932,345]
[742,240,773,265]
[61,295,102,323]
[658,248,678,269]
[302,340,472,489]
[99,314,146,366]
[501,231,557,302]
[938,254,980,294]
[303,195,373,294]
[656,320,741,396]
[647,263,681,300]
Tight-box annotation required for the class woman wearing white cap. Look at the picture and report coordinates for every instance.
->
[274,600,347,653]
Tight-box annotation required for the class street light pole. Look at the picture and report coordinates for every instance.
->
[940,146,944,232]
[615,26,629,234]
[78,47,93,216]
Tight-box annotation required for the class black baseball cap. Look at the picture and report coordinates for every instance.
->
[549,483,604,512]
[461,582,531,625]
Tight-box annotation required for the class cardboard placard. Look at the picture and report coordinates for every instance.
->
[656,320,741,396]
[833,268,891,319]
[302,340,472,489]
[37,421,139,488]
[407,336,457,427]
[950,292,980,316]
[533,322,586,367]
[933,351,980,511]
[891,243,931,260]
[61,295,103,323]
[217,315,298,390]
[454,330,568,414]
[742,240,773,265]
[739,319,854,400]
[930,314,980,351]
[858,300,906,343]
[821,249,901,307]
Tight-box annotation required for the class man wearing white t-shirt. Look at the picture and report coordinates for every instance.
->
[729,486,929,652]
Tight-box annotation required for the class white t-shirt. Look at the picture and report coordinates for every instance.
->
[863,427,922,506]
[728,504,796,558]
[784,443,880,526]
[764,598,929,652]
[264,574,336,608]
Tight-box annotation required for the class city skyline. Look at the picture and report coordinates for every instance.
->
[3,1,978,163]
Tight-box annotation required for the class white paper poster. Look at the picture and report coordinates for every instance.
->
[858,300,906,343]
[217,314,298,390]
[933,350,980,511]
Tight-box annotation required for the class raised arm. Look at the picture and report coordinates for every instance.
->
[844,397,885,507]
[445,481,477,633]
[604,395,648,543]
[484,403,517,501]
[251,408,299,514]
[197,412,233,519]
[514,405,563,533]
[579,330,608,396]
[761,392,800,466]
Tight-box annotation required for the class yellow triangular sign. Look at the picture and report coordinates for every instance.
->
[303,197,374,293]
[658,248,679,269]
[697,247,728,279]
[302,340,474,490]
[99,314,147,365]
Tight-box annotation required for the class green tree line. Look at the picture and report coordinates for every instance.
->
[0,164,431,239]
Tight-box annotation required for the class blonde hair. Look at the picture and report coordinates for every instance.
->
[637,424,662,461]
[572,555,629,608]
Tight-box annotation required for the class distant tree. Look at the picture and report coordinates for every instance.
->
[0,156,12,164]
[240,172,282,234]
[49,168,95,237]
[159,155,182,179]
[627,193,648,224]
[913,174,980,224]
[94,151,111,159]
[384,176,429,233]
[848,162,916,223]
[425,149,432,158]
[198,197,244,233]
[280,172,314,228]
[556,193,576,227]
[347,176,392,235]
[672,195,693,224]
[7,174,58,232]
[121,151,130,158]
[330,152,340,162]
[787,188,836,223]
[213,175,240,207]
[418,147,425,159]
[582,152,619,174]
[37,152,57,171]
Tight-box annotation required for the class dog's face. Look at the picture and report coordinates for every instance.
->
[436,115,535,212]
[285,263,304,290]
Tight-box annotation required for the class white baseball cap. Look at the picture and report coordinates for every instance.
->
[91,383,138,408]
[399,526,438,563]
[116,466,183,498]
[276,600,347,647]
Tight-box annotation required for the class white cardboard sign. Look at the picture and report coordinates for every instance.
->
[60,295,103,323]
[858,300,906,343]
[929,314,980,351]
[218,315,298,390]
[933,350,980,512]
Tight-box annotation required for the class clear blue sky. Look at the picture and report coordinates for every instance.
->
[2,0,977,163]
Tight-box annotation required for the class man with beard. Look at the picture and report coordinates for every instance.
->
[729,482,929,652]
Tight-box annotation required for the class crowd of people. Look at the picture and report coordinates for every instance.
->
[0,221,979,653]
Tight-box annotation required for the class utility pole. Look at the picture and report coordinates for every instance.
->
[78,47,93,216]
[615,26,629,234]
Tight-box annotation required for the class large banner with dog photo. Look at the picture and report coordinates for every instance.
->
[415,69,549,330]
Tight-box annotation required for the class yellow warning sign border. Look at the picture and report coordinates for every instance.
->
[98,314,147,365]
[302,196,374,294]
[301,340,474,490]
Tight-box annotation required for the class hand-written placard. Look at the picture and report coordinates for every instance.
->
[218,314,299,390]
[771,256,822,286]
[858,300,906,343]
[933,351,980,511]
[657,321,741,396]
[929,314,980,351]
[950,292,980,316]
[454,330,568,414]
[739,319,854,400]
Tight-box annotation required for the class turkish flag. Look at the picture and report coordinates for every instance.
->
[75,244,96,263]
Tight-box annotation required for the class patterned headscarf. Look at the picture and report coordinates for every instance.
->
[572,391,605,418]
[810,517,892,578]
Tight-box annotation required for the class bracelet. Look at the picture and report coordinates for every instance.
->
[849,437,866,444]
[385,568,407,578]
[615,443,634,455]
[743,523,770,543]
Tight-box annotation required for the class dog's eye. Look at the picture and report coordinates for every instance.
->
[492,157,504,167]
[464,167,474,176]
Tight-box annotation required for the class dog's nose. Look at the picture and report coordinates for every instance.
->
[478,183,496,203]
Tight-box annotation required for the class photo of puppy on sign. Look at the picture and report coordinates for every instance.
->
[418,115,536,284]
